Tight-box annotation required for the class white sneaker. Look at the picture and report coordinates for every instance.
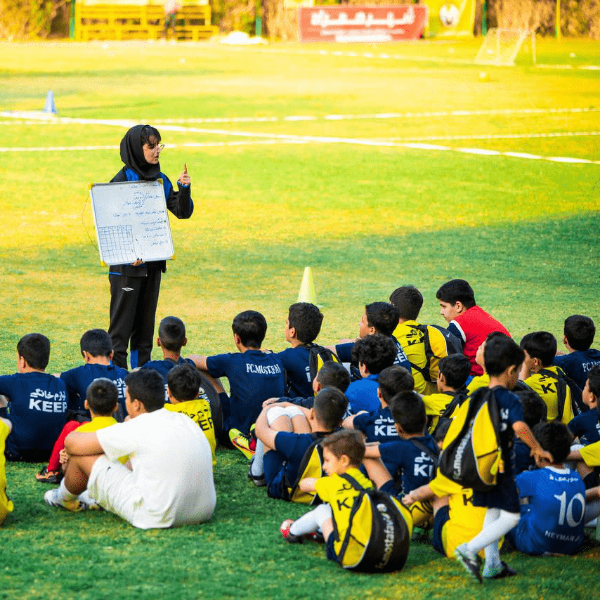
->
[44,488,88,512]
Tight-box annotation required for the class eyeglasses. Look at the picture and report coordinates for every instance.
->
[146,144,165,152]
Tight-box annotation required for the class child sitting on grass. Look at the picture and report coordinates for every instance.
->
[345,334,397,414]
[422,354,471,433]
[362,391,438,528]
[506,421,586,556]
[454,336,552,582]
[554,315,600,390]
[436,279,510,376]
[276,302,326,398]
[253,387,347,498]
[189,310,285,456]
[0,333,67,462]
[166,363,216,464]
[280,429,413,571]
[343,365,414,443]
[568,365,600,447]
[140,316,196,382]
[60,329,128,417]
[519,331,575,425]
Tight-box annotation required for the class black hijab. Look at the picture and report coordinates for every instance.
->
[119,124,161,180]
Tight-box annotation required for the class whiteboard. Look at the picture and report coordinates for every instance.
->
[90,180,175,265]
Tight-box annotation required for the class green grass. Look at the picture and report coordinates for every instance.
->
[0,37,599,599]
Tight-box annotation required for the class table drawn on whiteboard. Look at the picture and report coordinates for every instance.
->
[90,180,175,265]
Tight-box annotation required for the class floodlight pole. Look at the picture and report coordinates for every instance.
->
[70,0,76,39]
[482,0,487,36]
[556,0,561,39]
[256,0,263,37]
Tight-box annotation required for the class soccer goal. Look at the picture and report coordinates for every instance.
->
[474,29,536,67]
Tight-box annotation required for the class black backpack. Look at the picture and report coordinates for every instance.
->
[335,474,411,572]
[538,368,585,418]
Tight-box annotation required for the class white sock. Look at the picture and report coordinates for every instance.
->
[251,440,265,476]
[466,508,520,556]
[57,479,78,502]
[290,504,332,536]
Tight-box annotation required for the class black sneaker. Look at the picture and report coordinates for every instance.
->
[247,459,266,487]
[455,543,483,583]
[35,467,62,485]
[280,519,304,544]
[483,561,518,579]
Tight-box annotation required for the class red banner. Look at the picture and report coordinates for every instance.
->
[298,5,428,43]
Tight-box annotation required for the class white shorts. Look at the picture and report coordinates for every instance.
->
[88,456,153,529]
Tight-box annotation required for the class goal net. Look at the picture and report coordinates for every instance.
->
[474,29,535,66]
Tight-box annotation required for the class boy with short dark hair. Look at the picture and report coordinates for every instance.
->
[60,329,128,415]
[519,331,574,425]
[0,333,67,462]
[345,334,397,414]
[166,363,216,463]
[254,387,347,500]
[362,391,438,528]
[276,302,325,398]
[568,365,600,446]
[454,336,552,582]
[141,316,196,380]
[390,285,461,395]
[45,369,216,528]
[333,302,410,371]
[280,429,413,569]
[554,315,600,390]
[343,365,414,443]
[422,354,471,432]
[436,279,510,376]
[189,310,285,450]
[507,421,586,556]
[38,378,123,484]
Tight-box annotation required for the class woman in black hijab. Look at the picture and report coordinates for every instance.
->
[108,124,193,369]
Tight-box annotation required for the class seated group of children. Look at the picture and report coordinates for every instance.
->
[1,278,600,579]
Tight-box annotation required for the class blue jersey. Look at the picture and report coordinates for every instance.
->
[206,350,284,434]
[0,372,67,461]
[345,375,380,415]
[275,346,313,398]
[568,408,600,446]
[141,357,195,401]
[510,467,585,555]
[352,406,398,443]
[60,363,128,414]
[554,349,600,391]
[335,336,411,371]
[379,434,438,495]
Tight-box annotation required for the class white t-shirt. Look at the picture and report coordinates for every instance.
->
[96,408,216,527]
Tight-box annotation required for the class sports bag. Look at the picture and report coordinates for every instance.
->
[335,474,411,572]
[538,368,585,418]
[306,343,342,381]
[438,387,503,492]
[282,432,328,504]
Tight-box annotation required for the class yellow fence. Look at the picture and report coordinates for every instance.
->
[74,4,218,41]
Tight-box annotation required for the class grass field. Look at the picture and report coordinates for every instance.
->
[0,37,599,599]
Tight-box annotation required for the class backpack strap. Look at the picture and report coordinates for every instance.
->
[538,368,568,421]
[408,437,439,466]
[284,432,329,500]
[336,473,368,564]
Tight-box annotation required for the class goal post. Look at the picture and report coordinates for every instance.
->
[474,29,536,67]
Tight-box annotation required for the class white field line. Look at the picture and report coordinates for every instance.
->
[1,106,599,126]
[0,113,597,165]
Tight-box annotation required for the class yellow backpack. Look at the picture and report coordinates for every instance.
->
[283,433,328,504]
[438,387,503,491]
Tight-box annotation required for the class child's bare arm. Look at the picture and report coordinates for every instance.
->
[187,355,208,370]
[299,477,317,493]
[64,431,103,456]
[363,442,381,458]
[513,421,553,464]
[255,407,277,450]
[402,483,435,506]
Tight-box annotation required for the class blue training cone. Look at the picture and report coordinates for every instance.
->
[43,90,57,114]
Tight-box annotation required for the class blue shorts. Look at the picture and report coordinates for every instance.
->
[326,533,338,563]
[380,480,399,498]
[263,451,285,499]
[472,473,519,513]
[432,505,450,556]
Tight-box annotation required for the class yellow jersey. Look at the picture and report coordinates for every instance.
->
[392,320,446,395]
[525,367,573,424]
[165,399,216,464]
[77,416,128,464]
[580,440,600,467]
[466,373,490,395]
[422,392,455,433]
[0,420,14,524]
[429,472,486,558]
